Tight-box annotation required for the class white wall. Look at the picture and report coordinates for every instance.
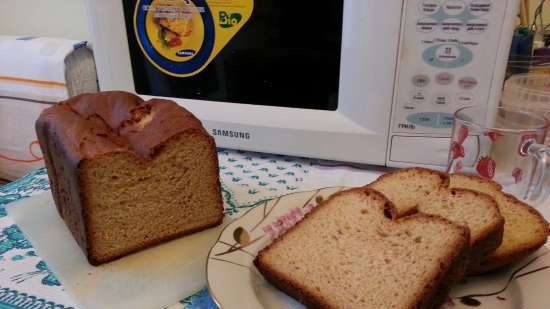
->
[0,0,90,41]
[0,0,548,41]
[527,0,550,27]
[0,0,549,44]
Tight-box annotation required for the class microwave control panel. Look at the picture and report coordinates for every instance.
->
[391,0,508,135]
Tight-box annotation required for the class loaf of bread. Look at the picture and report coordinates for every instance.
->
[254,188,470,309]
[450,173,549,273]
[368,168,504,273]
[36,91,224,265]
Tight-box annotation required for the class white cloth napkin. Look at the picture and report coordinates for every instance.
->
[216,150,391,217]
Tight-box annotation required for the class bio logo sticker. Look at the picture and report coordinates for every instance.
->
[219,11,242,28]
[134,0,253,77]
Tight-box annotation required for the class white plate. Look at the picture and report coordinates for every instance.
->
[207,187,550,309]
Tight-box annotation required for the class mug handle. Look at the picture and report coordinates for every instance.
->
[524,139,550,204]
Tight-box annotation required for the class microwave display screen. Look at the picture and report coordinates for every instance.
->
[122,0,343,110]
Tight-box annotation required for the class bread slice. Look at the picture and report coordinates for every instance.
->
[368,168,504,273]
[450,174,549,273]
[254,188,470,309]
[421,188,504,271]
[368,167,449,217]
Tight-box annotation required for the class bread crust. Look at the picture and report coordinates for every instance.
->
[254,188,470,309]
[450,174,549,273]
[447,189,505,272]
[372,167,450,188]
[449,173,503,191]
[467,216,504,271]
[396,214,469,309]
[469,193,549,274]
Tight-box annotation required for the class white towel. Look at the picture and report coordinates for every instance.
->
[0,36,98,180]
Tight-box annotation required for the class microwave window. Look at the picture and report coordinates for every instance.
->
[122,0,343,111]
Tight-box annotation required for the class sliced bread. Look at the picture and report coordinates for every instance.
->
[368,168,504,273]
[368,167,449,217]
[450,173,549,273]
[254,188,470,309]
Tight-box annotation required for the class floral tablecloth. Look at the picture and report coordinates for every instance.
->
[0,149,381,309]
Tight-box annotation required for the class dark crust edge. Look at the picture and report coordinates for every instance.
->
[417,230,469,309]
[443,188,505,274]
[466,217,504,273]
[449,173,503,191]
[254,254,337,309]
[254,188,470,309]
[36,115,91,256]
[78,131,224,266]
[469,192,549,274]
[469,241,546,275]
[369,167,450,189]
[450,174,550,273]
[398,214,470,309]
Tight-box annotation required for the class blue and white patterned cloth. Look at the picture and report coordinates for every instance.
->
[0,149,377,309]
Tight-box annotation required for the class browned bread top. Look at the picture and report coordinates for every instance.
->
[36,91,210,161]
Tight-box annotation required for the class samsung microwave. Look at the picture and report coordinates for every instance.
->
[84,0,520,168]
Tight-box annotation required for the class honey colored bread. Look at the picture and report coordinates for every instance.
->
[368,168,504,273]
[36,91,224,265]
[421,188,504,271]
[368,167,449,217]
[254,188,470,309]
[450,174,549,273]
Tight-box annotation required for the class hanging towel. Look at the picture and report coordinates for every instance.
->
[0,36,98,180]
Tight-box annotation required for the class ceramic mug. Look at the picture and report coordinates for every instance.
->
[447,106,550,206]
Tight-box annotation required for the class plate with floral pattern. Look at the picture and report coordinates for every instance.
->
[206,187,550,309]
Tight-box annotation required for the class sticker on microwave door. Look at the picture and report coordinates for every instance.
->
[134,0,253,77]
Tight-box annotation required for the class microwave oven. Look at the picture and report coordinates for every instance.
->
[84,0,519,168]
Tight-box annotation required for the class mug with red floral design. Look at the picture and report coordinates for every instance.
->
[447,106,550,206]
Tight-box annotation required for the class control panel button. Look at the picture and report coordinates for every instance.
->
[435,72,454,85]
[443,0,466,15]
[456,92,475,105]
[407,112,455,128]
[433,94,451,106]
[441,18,463,34]
[466,19,489,34]
[407,113,438,127]
[435,44,461,62]
[438,114,455,128]
[458,77,478,89]
[469,0,491,16]
[417,17,438,33]
[419,0,440,15]
[423,44,473,69]
[412,74,431,87]
[410,89,428,103]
